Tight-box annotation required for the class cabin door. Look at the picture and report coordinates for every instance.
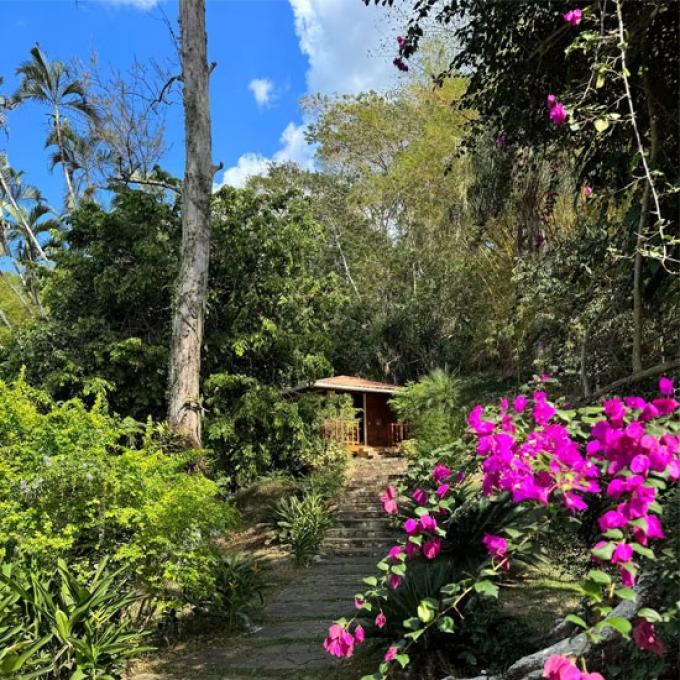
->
[365,393,394,447]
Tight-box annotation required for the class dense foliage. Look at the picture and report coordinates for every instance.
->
[0,377,237,605]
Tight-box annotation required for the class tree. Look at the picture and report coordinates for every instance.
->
[168,0,216,447]
[15,45,98,210]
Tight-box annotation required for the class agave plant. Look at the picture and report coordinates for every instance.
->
[0,554,152,679]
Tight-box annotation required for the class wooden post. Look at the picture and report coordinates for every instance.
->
[362,392,368,446]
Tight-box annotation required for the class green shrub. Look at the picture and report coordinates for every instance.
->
[0,377,238,607]
[390,369,465,456]
[205,375,354,488]
[0,553,150,679]
[275,492,333,566]
[189,554,266,631]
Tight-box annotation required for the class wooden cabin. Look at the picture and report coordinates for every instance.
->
[305,375,408,455]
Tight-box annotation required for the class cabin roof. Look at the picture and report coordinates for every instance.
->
[311,375,400,395]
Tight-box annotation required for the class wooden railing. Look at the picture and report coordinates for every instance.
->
[322,418,361,446]
[389,422,409,445]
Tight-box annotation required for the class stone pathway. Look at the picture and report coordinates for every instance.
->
[133,456,406,680]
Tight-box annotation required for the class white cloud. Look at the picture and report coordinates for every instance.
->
[217,123,315,189]
[248,78,275,108]
[219,0,402,189]
[219,154,272,190]
[95,0,159,9]
[289,0,402,95]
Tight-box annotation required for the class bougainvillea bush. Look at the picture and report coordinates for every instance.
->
[323,377,680,679]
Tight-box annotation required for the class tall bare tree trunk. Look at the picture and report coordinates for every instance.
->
[53,105,77,211]
[168,0,213,447]
[631,72,659,373]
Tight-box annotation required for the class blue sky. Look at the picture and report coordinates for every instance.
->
[0,0,402,206]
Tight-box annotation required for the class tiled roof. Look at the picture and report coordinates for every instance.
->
[312,375,401,394]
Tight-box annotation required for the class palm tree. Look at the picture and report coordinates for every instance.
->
[14,44,98,210]
[0,156,54,315]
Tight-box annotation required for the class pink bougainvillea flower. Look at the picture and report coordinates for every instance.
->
[483,534,508,559]
[388,574,402,590]
[624,396,647,410]
[392,57,408,72]
[629,454,651,475]
[543,655,582,680]
[380,485,398,515]
[652,397,679,417]
[549,102,568,125]
[513,394,528,412]
[388,545,403,562]
[468,405,496,435]
[405,540,421,558]
[375,611,387,629]
[436,483,450,498]
[620,565,636,587]
[611,542,634,564]
[418,514,437,533]
[563,8,583,26]
[533,391,557,424]
[423,537,441,560]
[432,462,452,483]
[404,518,419,535]
[547,94,556,108]
[496,133,507,147]
[397,35,405,47]
[323,623,355,658]
[659,376,674,395]
[598,509,627,532]
[354,624,365,643]
[632,619,666,656]
[603,398,626,423]
[583,184,593,198]
[354,596,365,610]
[384,646,399,662]
[412,487,428,505]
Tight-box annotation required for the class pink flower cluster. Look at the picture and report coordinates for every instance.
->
[323,622,365,658]
[563,8,583,26]
[544,655,603,680]
[632,618,665,657]
[547,94,568,125]
[470,378,679,661]
[470,394,600,513]
[483,533,510,571]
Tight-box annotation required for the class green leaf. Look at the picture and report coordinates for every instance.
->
[602,617,632,637]
[438,616,455,633]
[637,608,662,622]
[565,614,588,629]
[391,563,406,576]
[591,542,615,561]
[587,569,612,585]
[632,543,655,560]
[395,653,410,669]
[403,617,421,630]
[417,600,435,623]
[603,529,623,540]
[55,608,70,641]
[363,576,377,586]
[441,582,460,596]
[614,587,636,601]
[474,580,499,598]
[594,118,609,132]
